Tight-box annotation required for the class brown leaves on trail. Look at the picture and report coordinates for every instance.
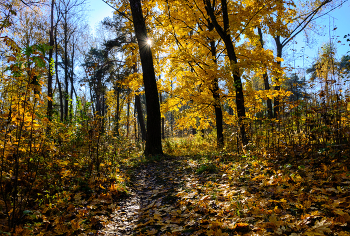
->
[2,148,349,235]
[99,151,350,236]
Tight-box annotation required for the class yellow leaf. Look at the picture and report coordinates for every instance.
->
[276,57,284,62]
[305,219,332,235]
[337,186,343,193]
[338,231,350,236]
[145,228,158,234]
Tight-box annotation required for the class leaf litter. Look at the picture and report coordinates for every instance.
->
[6,146,349,235]
[98,150,350,236]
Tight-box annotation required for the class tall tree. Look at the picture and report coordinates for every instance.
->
[204,0,248,145]
[257,27,273,119]
[57,0,87,121]
[266,0,333,118]
[128,0,163,155]
[47,0,55,122]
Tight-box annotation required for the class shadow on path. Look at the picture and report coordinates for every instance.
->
[99,156,192,235]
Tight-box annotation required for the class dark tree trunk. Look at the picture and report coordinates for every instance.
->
[132,52,146,141]
[55,27,64,122]
[134,103,137,140]
[213,83,224,147]
[129,0,163,155]
[159,92,165,139]
[209,37,224,148]
[257,27,273,119]
[47,0,54,122]
[101,93,105,133]
[69,41,75,121]
[162,116,165,139]
[64,18,69,121]
[274,36,282,119]
[135,93,146,141]
[90,83,95,115]
[126,93,130,138]
[263,73,273,119]
[205,0,248,146]
[115,86,120,136]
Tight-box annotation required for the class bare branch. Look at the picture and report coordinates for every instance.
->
[101,0,132,22]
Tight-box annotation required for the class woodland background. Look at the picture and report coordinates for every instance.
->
[1,0,350,235]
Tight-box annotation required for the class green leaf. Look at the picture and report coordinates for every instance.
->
[23,210,32,216]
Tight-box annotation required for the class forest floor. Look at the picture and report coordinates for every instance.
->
[4,142,350,236]
[97,146,350,236]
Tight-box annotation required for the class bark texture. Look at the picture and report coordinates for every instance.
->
[129,0,163,155]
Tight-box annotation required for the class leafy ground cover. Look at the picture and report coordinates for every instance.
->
[1,137,350,235]
[100,144,350,236]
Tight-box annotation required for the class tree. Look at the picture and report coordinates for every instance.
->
[56,0,87,121]
[339,54,350,75]
[307,42,338,105]
[82,47,111,120]
[47,0,54,123]
[159,0,225,147]
[129,0,163,155]
[261,0,333,118]
[204,0,249,145]
[257,27,274,119]
[102,14,147,140]
[284,73,308,102]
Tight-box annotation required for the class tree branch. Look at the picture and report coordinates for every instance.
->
[101,0,132,22]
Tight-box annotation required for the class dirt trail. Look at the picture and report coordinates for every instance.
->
[98,158,187,235]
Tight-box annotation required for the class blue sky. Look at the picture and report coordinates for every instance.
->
[290,1,350,71]
[87,0,114,35]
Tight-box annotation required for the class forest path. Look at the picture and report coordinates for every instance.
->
[96,153,350,236]
[98,157,191,235]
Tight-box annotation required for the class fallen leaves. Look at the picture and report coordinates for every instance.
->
[2,142,349,235]
[106,151,349,235]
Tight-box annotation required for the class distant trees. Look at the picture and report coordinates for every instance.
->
[55,0,89,121]
[340,54,350,75]
[284,73,308,102]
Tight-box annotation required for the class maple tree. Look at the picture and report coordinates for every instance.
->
[259,0,334,118]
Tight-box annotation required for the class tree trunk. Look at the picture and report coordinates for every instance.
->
[159,92,165,139]
[129,0,163,155]
[135,93,146,141]
[132,49,146,141]
[213,82,224,147]
[115,86,120,136]
[274,36,282,119]
[209,22,224,148]
[90,84,95,115]
[257,27,273,119]
[95,77,103,117]
[55,26,64,122]
[69,41,75,121]
[47,0,54,122]
[64,17,69,121]
[205,0,248,146]
[134,103,137,140]
[126,93,130,138]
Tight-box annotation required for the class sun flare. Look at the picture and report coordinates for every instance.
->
[146,38,152,46]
